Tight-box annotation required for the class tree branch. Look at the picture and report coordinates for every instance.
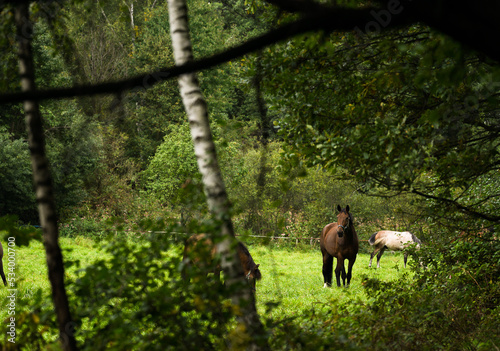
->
[0,6,410,104]
[1,1,499,106]
[411,189,500,223]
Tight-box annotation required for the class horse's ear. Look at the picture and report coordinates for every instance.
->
[255,264,260,269]
[337,205,342,212]
[346,205,350,213]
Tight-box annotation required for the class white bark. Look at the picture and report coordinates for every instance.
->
[123,1,135,42]
[167,1,268,349]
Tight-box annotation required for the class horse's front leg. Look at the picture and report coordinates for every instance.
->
[322,251,333,288]
[335,257,345,287]
[346,256,356,287]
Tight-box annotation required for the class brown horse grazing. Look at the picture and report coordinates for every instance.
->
[368,230,422,268]
[0,242,7,286]
[183,234,262,291]
[320,205,359,287]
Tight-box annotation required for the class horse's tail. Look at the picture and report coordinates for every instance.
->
[368,232,378,246]
[411,233,422,247]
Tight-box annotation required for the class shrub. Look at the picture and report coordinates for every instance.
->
[59,217,108,240]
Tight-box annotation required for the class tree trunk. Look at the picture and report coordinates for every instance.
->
[15,3,78,351]
[167,1,268,349]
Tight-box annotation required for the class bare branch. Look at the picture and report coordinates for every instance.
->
[411,189,500,223]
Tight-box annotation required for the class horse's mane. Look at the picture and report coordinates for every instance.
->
[339,209,353,222]
[237,241,251,257]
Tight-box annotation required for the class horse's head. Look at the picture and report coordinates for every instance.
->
[336,205,351,238]
[237,242,261,292]
[245,264,261,292]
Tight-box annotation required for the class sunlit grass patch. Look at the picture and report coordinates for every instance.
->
[249,245,414,320]
[0,237,107,323]
[0,238,416,327]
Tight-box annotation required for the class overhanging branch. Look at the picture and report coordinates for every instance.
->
[0,6,411,104]
[1,1,500,105]
[411,189,500,223]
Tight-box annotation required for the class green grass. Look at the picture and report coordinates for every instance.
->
[250,244,413,319]
[0,238,415,325]
[0,237,107,323]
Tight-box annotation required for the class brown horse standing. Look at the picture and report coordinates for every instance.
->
[320,205,359,287]
[183,234,262,291]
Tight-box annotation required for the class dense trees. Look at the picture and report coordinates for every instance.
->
[268,25,500,227]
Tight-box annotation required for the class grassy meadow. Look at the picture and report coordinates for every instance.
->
[0,237,414,326]
[0,237,107,323]
[250,244,412,319]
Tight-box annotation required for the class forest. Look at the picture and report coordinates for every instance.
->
[0,0,499,350]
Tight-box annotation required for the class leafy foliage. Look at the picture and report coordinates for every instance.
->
[0,128,38,223]
[227,141,422,243]
[263,25,500,226]
[9,221,257,350]
[269,233,499,351]
[0,215,42,246]
[141,123,201,207]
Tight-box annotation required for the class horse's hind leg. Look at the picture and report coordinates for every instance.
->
[322,252,333,287]
[376,247,386,268]
[404,252,408,268]
[369,249,378,268]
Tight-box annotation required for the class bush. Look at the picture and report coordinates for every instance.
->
[59,217,107,240]
[13,221,256,350]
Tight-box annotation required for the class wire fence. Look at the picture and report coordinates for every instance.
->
[148,231,369,247]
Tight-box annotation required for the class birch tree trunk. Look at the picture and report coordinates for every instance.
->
[15,3,78,351]
[167,1,268,349]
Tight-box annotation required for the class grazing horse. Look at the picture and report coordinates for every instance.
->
[0,242,6,286]
[368,230,422,268]
[320,205,359,287]
[183,234,261,291]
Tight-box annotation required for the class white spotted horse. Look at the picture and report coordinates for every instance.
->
[368,230,422,268]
